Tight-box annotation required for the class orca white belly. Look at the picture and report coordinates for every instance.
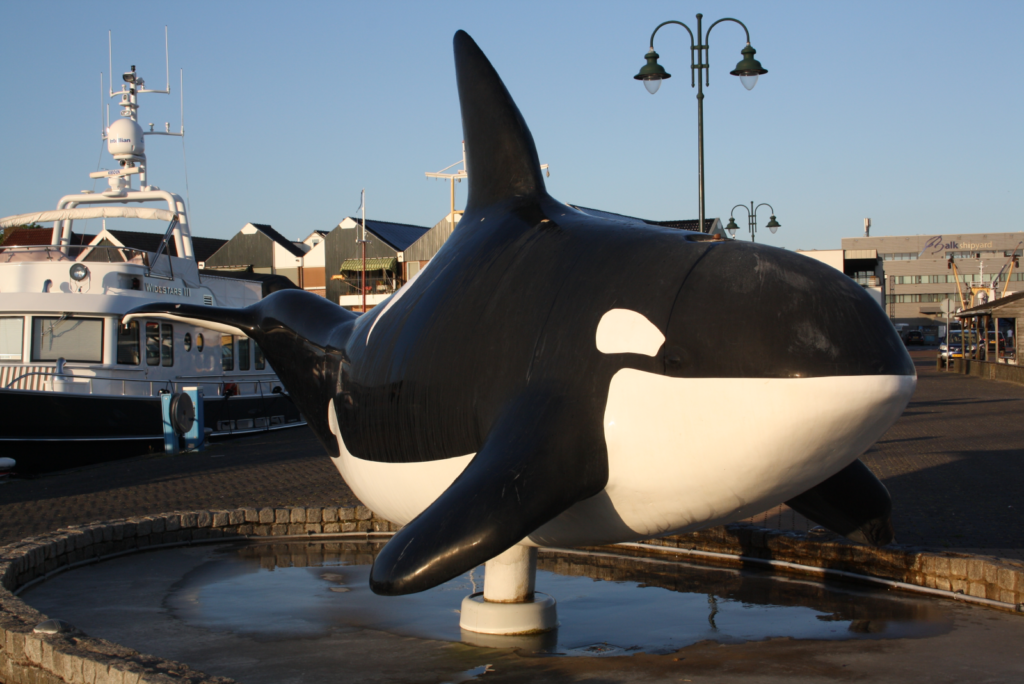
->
[327,399,475,525]
[527,371,916,547]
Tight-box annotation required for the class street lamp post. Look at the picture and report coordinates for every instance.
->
[725,202,780,242]
[634,14,767,236]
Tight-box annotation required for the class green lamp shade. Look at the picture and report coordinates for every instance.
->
[725,217,739,237]
[766,215,780,233]
[730,45,767,90]
[634,50,670,94]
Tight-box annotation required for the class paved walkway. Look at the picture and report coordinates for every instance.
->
[2,349,1022,559]
[747,350,1024,559]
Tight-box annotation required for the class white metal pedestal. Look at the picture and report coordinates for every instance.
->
[459,545,558,635]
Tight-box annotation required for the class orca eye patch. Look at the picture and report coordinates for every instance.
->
[595,309,665,357]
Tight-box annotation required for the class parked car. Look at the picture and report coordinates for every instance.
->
[939,331,976,360]
[905,331,924,345]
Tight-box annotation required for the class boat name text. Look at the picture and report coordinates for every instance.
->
[145,283,190,297]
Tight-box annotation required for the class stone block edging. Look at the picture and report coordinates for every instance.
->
[2,512,1022,684]
[0,506,396,684]
[643,523,1024,611]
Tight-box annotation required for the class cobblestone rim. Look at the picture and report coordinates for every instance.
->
[2,510,1022,684]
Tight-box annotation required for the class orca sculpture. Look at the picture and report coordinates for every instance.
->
[126,30,915,597]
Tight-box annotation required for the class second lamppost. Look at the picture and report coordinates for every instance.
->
[726,202,780,242]
[634,13,767,236]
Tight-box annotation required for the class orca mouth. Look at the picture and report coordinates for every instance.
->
[663,241,914,379]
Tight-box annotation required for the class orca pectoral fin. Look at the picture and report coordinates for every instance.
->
[785,459,895,546]
[369,391,608,596]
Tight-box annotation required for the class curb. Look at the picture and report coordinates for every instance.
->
[2,512,1022,684]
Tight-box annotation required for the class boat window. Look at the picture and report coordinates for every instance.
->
[196,333,205,352]
[32,317,103,363]
[117,321,140,365]
[184,332,192,352]
[238,338,250,371]
[161,324,173,367]
[221,334,234,371]
[146,322,160,366]
[0,317,24,361]
[254,342,266,370]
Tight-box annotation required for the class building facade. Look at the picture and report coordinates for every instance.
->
[841,232,1024,329]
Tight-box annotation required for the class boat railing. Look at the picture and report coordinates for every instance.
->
[0,244,150,265]
[2,367,287,399]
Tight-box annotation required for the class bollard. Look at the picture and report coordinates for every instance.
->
[182,387,205,451]
[160,392,178,454]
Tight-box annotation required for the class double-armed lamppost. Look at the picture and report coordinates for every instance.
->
[634,14,767,236]
[726,202,780,242]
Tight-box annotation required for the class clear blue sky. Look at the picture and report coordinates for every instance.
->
[2,1,1022,250]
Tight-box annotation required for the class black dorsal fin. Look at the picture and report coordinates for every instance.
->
[454,30,546,210]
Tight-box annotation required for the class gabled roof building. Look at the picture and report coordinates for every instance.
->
[325,217,429,308]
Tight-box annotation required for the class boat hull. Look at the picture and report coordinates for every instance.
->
[0,388,305,472]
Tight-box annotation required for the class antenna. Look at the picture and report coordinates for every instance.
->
[108,30,114,97]
[138,26,171,94]
[99,73,105,139]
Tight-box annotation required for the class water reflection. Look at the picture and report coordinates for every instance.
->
[159,540,951,653]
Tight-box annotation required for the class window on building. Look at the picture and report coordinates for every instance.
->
[882,252,918,261]
[161,324,174,367]
[146,322,160,366]
[884,293,951,304]
[238,338,250,371]
[32,317,103,363]
[0,317,24,361]
[117,321,140,365]
[254,342,266,370]
[851,270,876,285]
[221,335,234,371]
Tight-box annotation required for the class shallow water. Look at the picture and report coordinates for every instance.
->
[25,539,951,657]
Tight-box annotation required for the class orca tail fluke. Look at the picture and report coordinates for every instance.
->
[123,302,255,338]
[124,290,360,456]
[454,30,547,210]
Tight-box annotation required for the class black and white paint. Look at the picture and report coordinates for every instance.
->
[126,31,915,597]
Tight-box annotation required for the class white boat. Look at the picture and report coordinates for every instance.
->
[0,55,304,471]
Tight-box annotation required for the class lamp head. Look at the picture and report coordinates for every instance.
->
[766,215,780,233]
[634,50,670,94]
[725,216,739,237]
[730,45,767,90]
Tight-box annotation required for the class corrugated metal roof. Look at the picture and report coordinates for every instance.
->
[248,223,306,258]
[344,217,429,251]
[340,257,398,271]
[103,230,226,261]
[957,289,1024,315]
[845,249,878,260]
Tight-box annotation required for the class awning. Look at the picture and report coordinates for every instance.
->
[0,207,176,229]
[340,257,397,272]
